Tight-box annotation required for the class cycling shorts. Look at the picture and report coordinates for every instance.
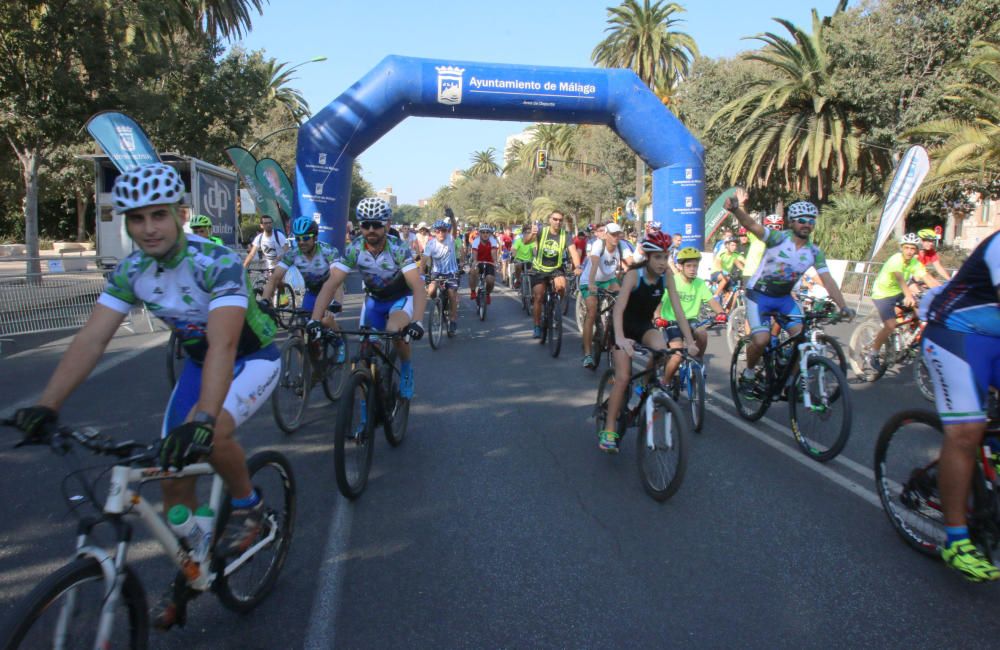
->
[431,273,459,291]
[501,250,511,261]
[872,294,906,323]
[476,262,496,277]
[361,294,413,330]
[581,279,617,299]
[710,271,728,284]
[922,324,1000,425]
[530,269,565,288]
[745,290,802,335]
[615,321,657,345]
[163,344,281,436]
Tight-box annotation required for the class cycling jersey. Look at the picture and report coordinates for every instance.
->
[533,227,570,272]
[251,230,288,269]
[470,235,499,264]
[581,239,628,286]
[499,233,513,251]
[277,241,341,294]
[871,252,927,300]
[716,251,744,274]
[660,275,713,321]
[335,235,417,300]
[618,272,665,342]
[424,235,460,275]
[99,235,276,362]
[918,248,940,266]
[746,228,828,297]
[925,231,1000,336]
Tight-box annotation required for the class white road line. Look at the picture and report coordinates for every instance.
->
[303,498,352,650]
[704,397,882,509]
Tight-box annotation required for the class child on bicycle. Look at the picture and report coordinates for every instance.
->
[658,247,727,383]
[598,232,698,454]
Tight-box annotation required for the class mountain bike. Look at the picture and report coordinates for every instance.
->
[657,319,711,434]
[332,328,412,499]
[849,302,927,384]
[0,423,295,649]
[519,264,534,314]
[474,263,491,321]
[538,278,563,358]
[250,268,296,330]
[270,306,350,434]
[874,390,1000,561]
[730,307,853,462]
[425,275,457,350]
[585,289,617,370]
[594,346,690,501]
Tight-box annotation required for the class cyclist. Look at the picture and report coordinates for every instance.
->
[263,216,346,363]
[422,217,461,335]
[468,223,500,303]
[499,225,514,283]
[188,213,223,245]
[597,232,697,453]
[10,163,280,629]
[659,246,727,381]
[917,227,952,281]
[710,237,745,302]
[713,226,734,257]
[867,233,941,373]
[726,189,854,393]
[523,210,582,338]
[511,223,537,289]
[921,231,1000,581]
[309,197,425,398]
[242,214,288,270]
[581,222,630,369]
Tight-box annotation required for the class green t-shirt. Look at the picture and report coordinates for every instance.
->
[660,276,714,321]
[742,232,766,277]
[871,252,927,299]
[718,251,745,274]
[513,236,536,262]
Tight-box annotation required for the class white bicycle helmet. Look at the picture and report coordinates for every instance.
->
[901,233,922,246]
[356,197,392,222]
[111,163,185,213]
[787,201,819,219]
[763,213,784,226]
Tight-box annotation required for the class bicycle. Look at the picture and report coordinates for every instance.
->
[849,302,927,384]
[593,346,690,501]
[270,305,350,434]
[425,275,457,350]
[656,319,711,434]
[537,277,564,358]
[0,423,295,649]
[519,264,534,315]
[332,328,412,499]
[474,263,491,322]
[166,331,185,388]
[250,268,296,330]
[583,288,617,370]
[730,307,853,462]
[874,390,1000,563]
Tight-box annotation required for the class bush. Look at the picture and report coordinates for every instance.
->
[814,192,880,260]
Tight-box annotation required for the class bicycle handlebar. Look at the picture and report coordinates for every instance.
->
[3,419,155,463]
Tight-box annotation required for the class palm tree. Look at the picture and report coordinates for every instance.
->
[467,148,502,177]
[706,6,889,200]
[906,39,1000,193]
[264,59,312,122]
[182,0,267,41]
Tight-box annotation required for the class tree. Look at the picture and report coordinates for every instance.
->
[812,192,879,259]
[263,58,311,123]
[466,148,502,177]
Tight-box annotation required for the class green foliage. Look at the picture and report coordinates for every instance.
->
[466,148,502,177]
[812,192,879,260]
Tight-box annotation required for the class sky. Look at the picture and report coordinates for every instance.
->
[236,0,822,205]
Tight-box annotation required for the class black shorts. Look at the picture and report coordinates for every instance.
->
[476,262,496,277]
[531,269,565,288]
[873,294,905,322]
[615,322,657,344]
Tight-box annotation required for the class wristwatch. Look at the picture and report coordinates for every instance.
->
[192,411,217,426]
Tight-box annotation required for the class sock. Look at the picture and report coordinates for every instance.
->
[231,489,260,509]
[945,526,969,546]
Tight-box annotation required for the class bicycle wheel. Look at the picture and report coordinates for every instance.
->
[548,295,563,358]
[788,356,852,462]
[915,356,935,403]
[381,349,409,447]
[729,336,771,421]
[334,370,376,499]
[874,409,946,557]
[166,332,184,388]
[271,337,310,434]
[575,291,587,332]
[215,450,296,612]
[562,278,573,315]
[726,305,747,354]
[477,288,487,321]
[0,557,148,649]
[592,319,605,369]
[595,369,627,438]
[686,363,707,433]
[849,318,887,382]
[816,333,849,402]
[273,286,296,329]
[428,297,444,349]
[321,334,351,402]
[636,393,689,501]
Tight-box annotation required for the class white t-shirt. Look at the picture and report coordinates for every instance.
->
[581,239,629,286]
[252,230,289,269]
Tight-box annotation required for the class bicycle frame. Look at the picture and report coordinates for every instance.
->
[757,312,838,407]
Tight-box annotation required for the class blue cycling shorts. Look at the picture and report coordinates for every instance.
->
[745,290,802,335]
[361,294,413,330]
[922,324,1000,425]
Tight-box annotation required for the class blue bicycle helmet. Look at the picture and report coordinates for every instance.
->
[292,216,318,236]
[432,219,450,230]
[356,197,392,222]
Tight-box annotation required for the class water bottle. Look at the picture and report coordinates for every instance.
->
[193,505,215,561]
[627,383,643,411]
[168,505,204,561]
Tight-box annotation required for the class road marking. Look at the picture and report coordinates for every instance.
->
[303,497,352,650]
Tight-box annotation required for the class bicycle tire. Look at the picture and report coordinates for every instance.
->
[381,347,408,447]
[915,355,935,403]
[428,297,444,349]
[271,337,310,434]
[0,557,148,650]
[788,356,852,462]
[592,319,605,370]
[333,370,376,499]
[595,369,627,438]
[273,287,296,329]
[636,392,689,501]
[848,318,887,382]
[873,409,947,558]
[729,336,771,421]
[562,279,573,316]
[321,334,351,402]
[478,290,487,321]
[166,332,185,388]
[575,291,587,332]
[726,305,747,354]
[687,363,707,433]
[549,295,562,358]
[215,450,297,612]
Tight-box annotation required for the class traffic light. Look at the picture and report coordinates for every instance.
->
[613,207,622,222]
[536,149,548,169]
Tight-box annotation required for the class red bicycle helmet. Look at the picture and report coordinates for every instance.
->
[640,231,672,252]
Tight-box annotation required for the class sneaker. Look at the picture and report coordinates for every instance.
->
[532,325,542,339]
[598,430,620,454]
[582,354,596,369]
[400,366,414,399]
[867,351,883,374]
[470,290,477,301]
[218,499,264,558]
[942,538,1000,582]
[151,579,196,631]
[448,320,457,336]
[739,368,761,399]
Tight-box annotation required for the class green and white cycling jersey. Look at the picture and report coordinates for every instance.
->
[98,234,276,362]
[277,241,341,293]
[334,234,417,300]
[746,228,829,297]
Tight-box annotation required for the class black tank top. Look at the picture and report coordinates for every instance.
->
[623,272,665,328]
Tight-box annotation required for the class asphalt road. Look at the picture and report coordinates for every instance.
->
[0,277,995,649]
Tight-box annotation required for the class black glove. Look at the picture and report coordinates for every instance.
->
[160,421,214,470]
[257,298,276,317]
[12,406,58,443]
[306,319,323,340]
[403,321,424,340]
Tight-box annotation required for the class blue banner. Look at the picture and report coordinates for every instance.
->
[85,111,160,172]
[656,164,705,249]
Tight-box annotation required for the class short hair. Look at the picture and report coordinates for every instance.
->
[672,232,682,238]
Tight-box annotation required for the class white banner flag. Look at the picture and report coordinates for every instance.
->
[870,145,930,259]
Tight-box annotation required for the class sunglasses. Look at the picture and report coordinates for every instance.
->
[360,221,385,230]
[297,234,316,241]
[792,217,816,226]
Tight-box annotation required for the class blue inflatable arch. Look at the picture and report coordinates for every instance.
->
[295,55,705,249]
